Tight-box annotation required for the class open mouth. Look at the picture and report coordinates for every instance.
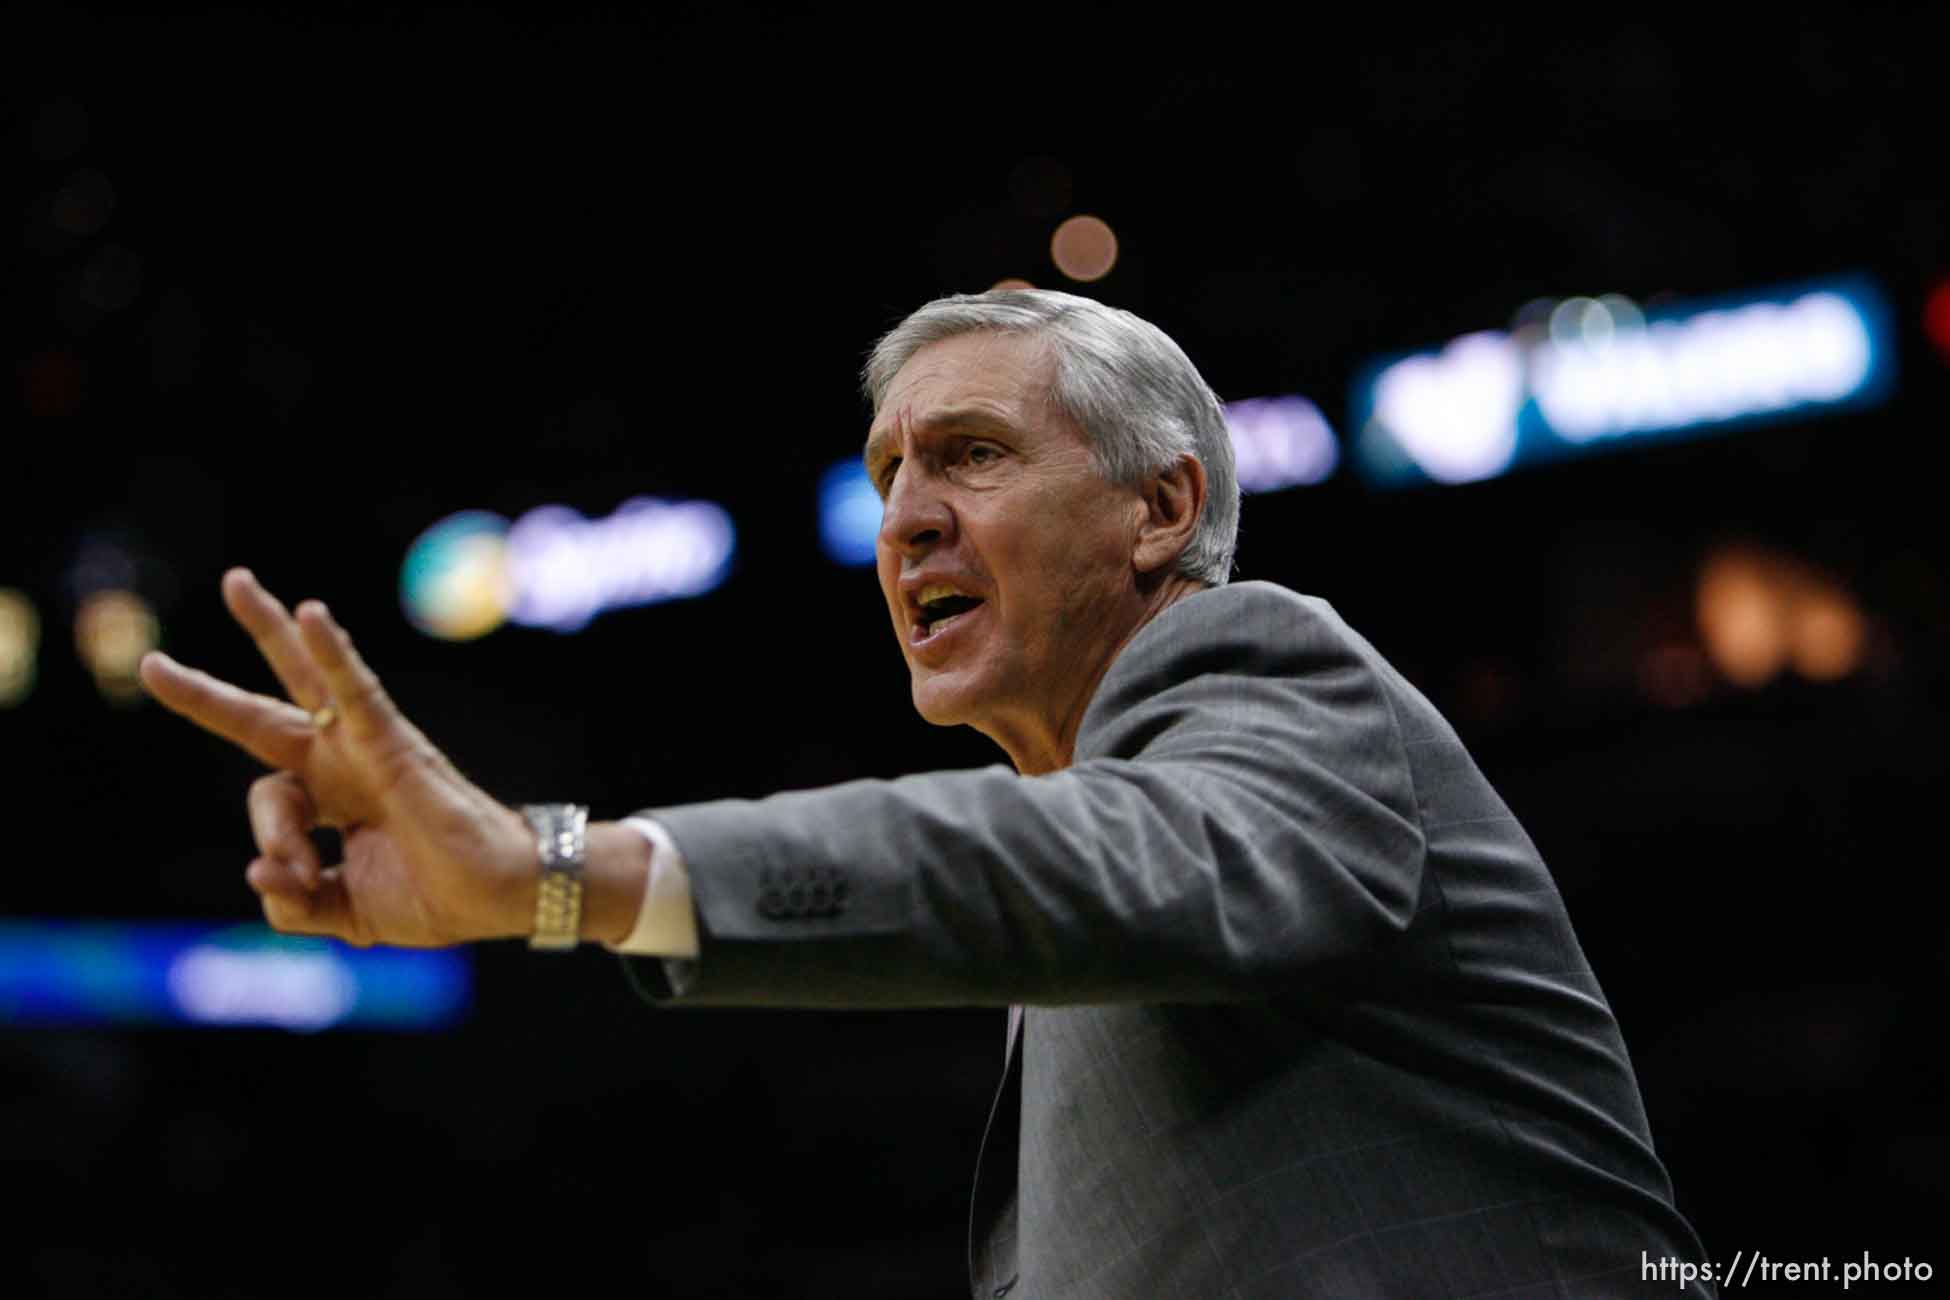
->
[914,592,984,643]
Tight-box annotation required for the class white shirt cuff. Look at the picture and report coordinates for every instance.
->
[604,816,701,958]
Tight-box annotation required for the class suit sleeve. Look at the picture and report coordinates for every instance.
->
[622,586,1428,1008]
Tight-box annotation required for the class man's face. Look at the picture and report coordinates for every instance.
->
[867,331,1148,770]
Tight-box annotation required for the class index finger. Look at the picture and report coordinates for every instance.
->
[222,568,328,710]
[139,651,314,771]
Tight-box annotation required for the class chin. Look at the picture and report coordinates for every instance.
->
[909,673,986,729]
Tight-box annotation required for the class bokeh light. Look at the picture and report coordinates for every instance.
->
[505,498,736,633]
[1364,331,1525,484]
[1050,215,1118,282]
[0,589,41,707]
[75,589,160,704]
[404,498,738,638]
[819,459,883,567]
[50,169,115,237]
[401,511,515,641]
[1792,587,1866,681]
[1223,396,1340,491]
[1697,549,1786,687]
[1696,546,1865,688]
[990,277,1034,291]
[1925,278,1950,362]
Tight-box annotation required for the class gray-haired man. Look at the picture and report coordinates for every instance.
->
[146,290,1708,1297]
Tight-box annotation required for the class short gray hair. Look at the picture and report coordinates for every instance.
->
[863,289,1239,586]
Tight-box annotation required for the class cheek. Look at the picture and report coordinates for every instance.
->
[876,560,909,640]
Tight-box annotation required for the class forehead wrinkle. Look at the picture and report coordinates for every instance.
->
[863,331,1067,476]
[865,403,1019,466]
[863,401,914,467]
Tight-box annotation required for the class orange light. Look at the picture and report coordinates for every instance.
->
[1792,588,1865,681]
[1050,215,1118,283]
[1696,544,1867,688]
[990,277,1034,291]
[1697,549,1786,687]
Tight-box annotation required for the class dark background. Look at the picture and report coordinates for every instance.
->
[5,4,1947,1296]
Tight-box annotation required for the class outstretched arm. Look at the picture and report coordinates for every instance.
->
[141,568,652,948]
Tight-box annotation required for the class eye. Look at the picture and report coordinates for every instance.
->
[964,443,1001,466]
[876,456,902,492]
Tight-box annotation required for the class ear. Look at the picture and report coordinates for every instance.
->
[1132,453,1207,577]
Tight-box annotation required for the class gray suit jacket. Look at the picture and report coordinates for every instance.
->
[625,581,1709,1298]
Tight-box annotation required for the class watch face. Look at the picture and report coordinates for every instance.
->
[523,804,589,866]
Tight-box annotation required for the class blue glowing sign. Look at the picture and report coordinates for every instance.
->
[1351,276,1895,487]
[0,921,470,1032]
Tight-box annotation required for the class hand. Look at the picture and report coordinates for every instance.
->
[141,568,536,947]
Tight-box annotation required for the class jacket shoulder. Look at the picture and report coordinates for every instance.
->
[1095,580,1362,690]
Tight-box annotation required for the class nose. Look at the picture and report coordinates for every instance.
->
[877,465,952,559]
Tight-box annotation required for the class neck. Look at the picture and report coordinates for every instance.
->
[991,573,1207,775]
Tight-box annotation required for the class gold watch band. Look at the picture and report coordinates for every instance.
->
[521,804,588,951]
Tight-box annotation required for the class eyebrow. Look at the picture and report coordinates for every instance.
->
[863,407,1012,470]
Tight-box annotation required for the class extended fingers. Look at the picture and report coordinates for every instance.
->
[223,568,327,709]
[248,772,322,890]
[295,601,402,749]
[139,651,315,771]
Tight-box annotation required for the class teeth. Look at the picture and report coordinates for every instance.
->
[917,583,966,605]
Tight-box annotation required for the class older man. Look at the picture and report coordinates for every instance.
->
[144,290,1708,1297]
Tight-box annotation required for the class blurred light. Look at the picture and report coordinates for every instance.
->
[168,943,356,1031]
[1696,545,1865,688]
[0,921,469,1031]
[1223,396,1340,491]
[1597,293,1645,333]
[1511,297,1556,332]
[75,589,159,704]
[0,589,40,707]
[1050,215,1118,282]
[69,535,141,596]
[1792,587,1865,681]
[1697,549,1789,687]
[990,277,1035,291]
[1355,276,1893,488]
[50,168,114,237]
[1548,296,1605,346]
[1534,291,1874,444]
[401,511,514,641]
[76,243,144,313]
[819,459,883,567]
[508,498,735,632]
[1363,331,1524,484]
[1925,279,1950,361]
[402,496,736,639]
